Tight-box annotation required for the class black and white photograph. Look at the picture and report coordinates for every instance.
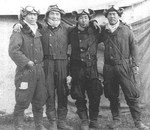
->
[0,0,150,129]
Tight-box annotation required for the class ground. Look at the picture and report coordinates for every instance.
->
[0,96,150,130]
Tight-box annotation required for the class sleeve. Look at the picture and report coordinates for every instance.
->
[129,30,138,66]
[8,31,30,68]
[12,23,18,29]
[67,25,75,44]
[67,29,72,55]
[98,25,105,43]
[67,26,74,34]
[89,19,98,24]
[90,19,102,34]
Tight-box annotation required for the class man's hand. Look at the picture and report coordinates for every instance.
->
[66,75,72,90]
[132,66,139,74]
[27,61,35,72]
[91,20,101,33]
[27,61,34,67]
[13,23,22,32]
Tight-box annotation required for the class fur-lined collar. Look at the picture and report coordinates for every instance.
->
[19,20,43,36]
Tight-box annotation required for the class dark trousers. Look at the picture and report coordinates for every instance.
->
[14,64,47,117]
[103,63,141,122]
[70,62,103,121]
[44,59,68,120]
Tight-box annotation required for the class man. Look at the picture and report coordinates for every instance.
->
[102,5,149,130]
[40,5,73,130]
[9,6,47,130]
[69,9,103,130]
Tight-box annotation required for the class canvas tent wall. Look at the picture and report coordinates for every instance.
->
[0,0,150,114]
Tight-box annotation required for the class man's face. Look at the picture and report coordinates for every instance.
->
[48,11,61,21]
[24,13,38,25]
[78,14,90,28]
[107,11,119,25]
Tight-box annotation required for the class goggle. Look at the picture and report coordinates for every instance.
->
[24,6,40,14]
[107,5,119,11]
[76,9,90,14]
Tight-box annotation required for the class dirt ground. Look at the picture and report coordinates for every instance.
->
[0,96,150,130]
[0,108,150,130]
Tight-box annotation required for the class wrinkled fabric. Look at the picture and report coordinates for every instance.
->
[131,16,150,104]
[102,22,141,121]
[102,22,138,67]
[69,25,103,121]
[45,59,68,117]
[40,23,72,120]
[9,21,47,118]
[40,23,71,60]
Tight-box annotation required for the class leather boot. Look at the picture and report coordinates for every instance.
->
[35,125,47,130]
[77,110,89,130]
[89,108,101,129]
[81,120,89,130]
[33,111,46,130]
[49,120,57,130]
[107,120,121,129]
[81,125,89,130]
[47,111,57,130]
[135,121,149,130]
[34,118,47,130]
[14,125,24,130]
[57,108,73,130]
[14,115,24,130]
[110,99,121,121]
[57,120,73,130]
[89,120,101,129]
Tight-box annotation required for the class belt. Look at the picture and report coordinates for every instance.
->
[105,59,130,66]
[44,55,53,60]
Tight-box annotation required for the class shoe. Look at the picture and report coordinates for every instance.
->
[57,120,73,130]
[81,124,89,130]
[14,115,24,130]
[89,120,101,129]
[49,121,57,130]
[80,119,89,130]
[107,120,121,129]
[135,121,149,130]
[35,125,47,130]
[14,126,23,130]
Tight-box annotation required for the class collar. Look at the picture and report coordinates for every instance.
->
[47,22,62,31]
[23,20,38,34]
[105,20,125,33]
[78,24,87,31]
[76,23,89,33]
[19,20,42,37]
[105,20,120,33]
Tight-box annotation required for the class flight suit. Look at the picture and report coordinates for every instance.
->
[102,22,141,123]
[69,25,103,126]
[9,21,47,130]
[40,23,73,130]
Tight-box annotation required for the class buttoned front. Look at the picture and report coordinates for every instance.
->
[9,21,47,126]
[9,24,43,79]
[69,25,100,64]
[69,24,103,123]
[69,24,102,82]
[40,22,73,122]
[102,21,141,123]
[41,23,70,59]
[102,22,138,66]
